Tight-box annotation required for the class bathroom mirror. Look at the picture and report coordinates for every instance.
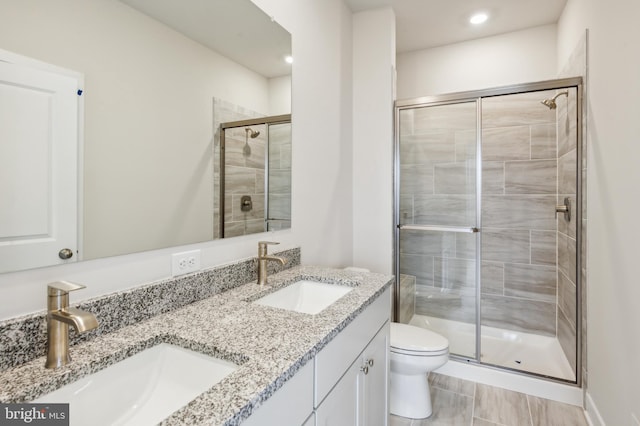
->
[0,0,292,274]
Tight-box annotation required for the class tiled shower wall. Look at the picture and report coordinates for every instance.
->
[400,91,579,343]
[266,123,292,231]
[479,91,560,337]
[213,98,266,238]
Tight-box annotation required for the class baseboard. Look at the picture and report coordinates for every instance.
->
[584,392,606,426]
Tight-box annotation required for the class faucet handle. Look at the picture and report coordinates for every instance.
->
[258,241,280,247]
[47,281,86,297]
[258,241,280,256]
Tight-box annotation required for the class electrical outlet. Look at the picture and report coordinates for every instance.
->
[171,250,201,276]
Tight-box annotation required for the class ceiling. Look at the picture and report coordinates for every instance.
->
[119,0,292,78]
[344,0,568,52]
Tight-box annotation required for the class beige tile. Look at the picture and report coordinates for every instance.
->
[473,384,532,426]
[400,135,457,165]
[558,149,577,195]
[482,195,556,231]
[429,372,475,397]
[472,418,503,426]
[481,294,556,336]
[415,290,476,324]
[417,387,473,426]
[481,261,504,295]
[400,195,414,223]
[482,91,556,128]
[455,233,477,260]
[530,123,557,160]
[390,414,414,426]
[400,254,434,287]
[557,307,577,374]
[504,264,556,303]
[402,164,435,195]
[481,229,530,264]
[268,170,290,193]
[482,162,505,194]
[455,129,477,161]
[415,195,476,227]
[505,160,557,194]
[399,229,456,257]
[558,271,577,330]
[558,232,577,284]
[482,126,530,161]
[434,162,476,195]
[434,257,476,295]
[412,102,477,132]
[528,396,587,426]
[399,274,416,324]
[531,230,557,267]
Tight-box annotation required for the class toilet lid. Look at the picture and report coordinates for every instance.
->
[390,322,449,353]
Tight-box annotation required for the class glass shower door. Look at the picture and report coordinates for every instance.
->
[478,88,579,381]
[396,101,479,359]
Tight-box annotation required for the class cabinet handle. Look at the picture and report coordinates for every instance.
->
[360,358,374,375]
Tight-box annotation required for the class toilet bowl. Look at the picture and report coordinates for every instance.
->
[390,322,449,419]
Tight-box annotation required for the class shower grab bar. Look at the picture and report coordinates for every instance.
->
[398,224,479,233]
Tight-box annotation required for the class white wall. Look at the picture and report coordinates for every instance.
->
[396,24,557,99]
[0,0,354,319]
[558,1,640,424]
[269,75,292,115]
[352,8,396,274]
[0,0,271,261]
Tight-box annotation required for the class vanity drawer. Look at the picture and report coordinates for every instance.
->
[314,287,390,407]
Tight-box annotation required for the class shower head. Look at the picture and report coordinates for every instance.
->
[245,128,260,138]
[540,90,569,110]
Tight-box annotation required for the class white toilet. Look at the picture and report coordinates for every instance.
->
[389,322,449,419]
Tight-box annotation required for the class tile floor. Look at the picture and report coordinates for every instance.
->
[389,373,588,426]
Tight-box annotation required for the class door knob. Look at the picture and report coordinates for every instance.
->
[58,248,74,260]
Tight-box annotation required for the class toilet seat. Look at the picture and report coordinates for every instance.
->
[390,322,449,355]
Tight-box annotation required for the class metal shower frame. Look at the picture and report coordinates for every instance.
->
[393,77,584,386]
[219,114,291,238]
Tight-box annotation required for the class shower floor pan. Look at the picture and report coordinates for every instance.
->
[410,314,575,381]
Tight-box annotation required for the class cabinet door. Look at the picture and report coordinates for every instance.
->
[316,359,360,426]
[358,322,389,426]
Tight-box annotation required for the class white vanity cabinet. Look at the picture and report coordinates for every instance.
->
[243,287,390,426]
[315,324,389,426]
[315,287,390,426]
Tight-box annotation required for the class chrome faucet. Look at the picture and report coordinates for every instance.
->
[257,241,287,286]
[46,281,98,369]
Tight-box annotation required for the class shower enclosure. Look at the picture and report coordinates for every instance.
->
[394,78,583,384]
[218,115,292,238]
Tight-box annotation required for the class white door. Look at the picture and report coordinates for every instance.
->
[0,59,80,273]
[359,324,389,426]
[316,358,360,426]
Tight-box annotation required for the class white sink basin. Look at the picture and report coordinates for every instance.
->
[34,343,238,426]
[254,280,353,314]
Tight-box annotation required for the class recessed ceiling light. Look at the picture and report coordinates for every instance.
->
[284,55,293,64]
[469,13,488,25]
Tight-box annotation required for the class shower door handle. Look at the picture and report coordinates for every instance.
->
[555,197,571,221]
[398,224,479,233]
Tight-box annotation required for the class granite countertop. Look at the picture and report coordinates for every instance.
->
[0,265,393,425]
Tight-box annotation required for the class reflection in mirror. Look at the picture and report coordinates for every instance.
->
[0,0,291,274]
[216,114,292,238]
